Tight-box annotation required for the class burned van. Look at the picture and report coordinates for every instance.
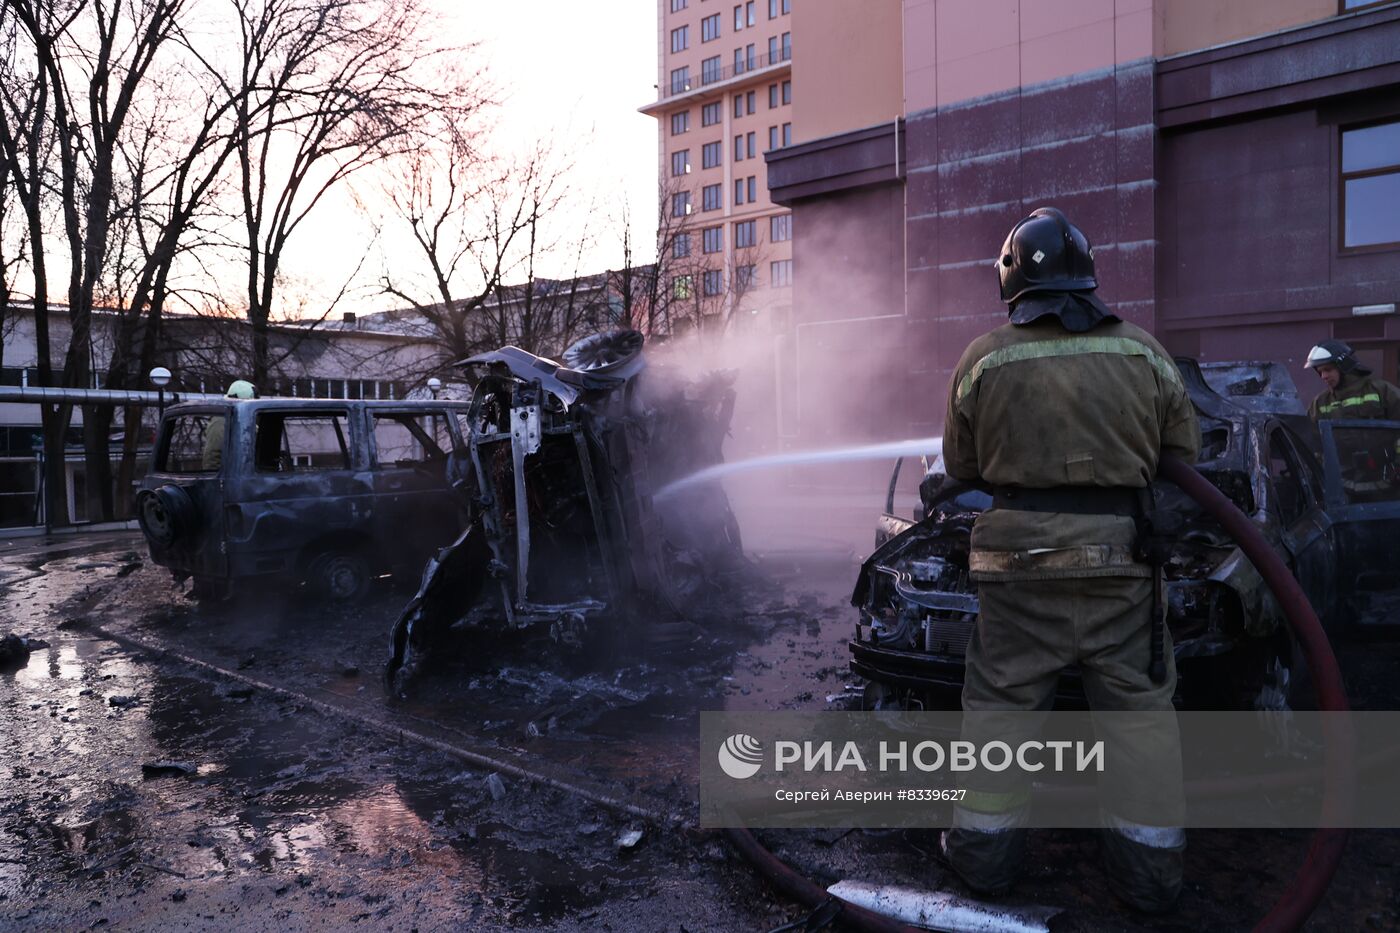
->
[136,398,472,600]
[384,331,744,694]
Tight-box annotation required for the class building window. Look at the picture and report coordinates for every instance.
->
[671,111,689,135]
[702,140,722,169]
[732,176,757,206]
[734,4,744,31]
[734,44,754,74]
[673,274,693,299]
[771,259,792,287]
[746,131,756,158]
[781,79,791,104]
[783,1,790,16]
[671,149,690,176]
[703,269,724,296]
[701,55,722,84]
[768,125,777,150]
[768,35,779,61]
[671,191,691,217]
[782,122,792,147]
[702,13,721,42]
[670,67,690,95]
[768,84,778,108]
[748,1,757,26]
[702,101,722,126]
[735,219,756,247]
[670,25,689,53]
[781,31,791,59]
[736,264,757,289]
[770,213,791,242]
[734,135,744,161]
[733,94,743,118]
[703,225,723,253]
[672,0,687,11]
[1341,119,1400,249]
[702,183,722,211]
[746,90,756,113]
[673,233,691,258]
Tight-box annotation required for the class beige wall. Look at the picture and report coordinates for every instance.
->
[791,0,902,144]
[1154,0,1334,57]
[899,0,1338,117]
[903,0,1154,113]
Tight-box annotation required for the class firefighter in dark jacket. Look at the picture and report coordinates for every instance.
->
[1305,340,1400,422]
[939,208,1200,912]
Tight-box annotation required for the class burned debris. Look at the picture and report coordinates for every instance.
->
[384,330,744,694]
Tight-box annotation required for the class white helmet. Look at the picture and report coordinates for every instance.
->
[226,379,256,399]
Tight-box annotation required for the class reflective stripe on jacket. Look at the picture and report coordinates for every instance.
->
[1309,374,1400,422]
[944,317,1200,581]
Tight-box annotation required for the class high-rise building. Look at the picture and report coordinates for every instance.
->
[641,0,795,334]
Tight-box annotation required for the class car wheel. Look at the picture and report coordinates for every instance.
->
[308,550,372,602]
[136,485,198,548]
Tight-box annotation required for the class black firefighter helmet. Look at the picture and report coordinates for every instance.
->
[1305,339,1371,375]
[997,206,1098,303]
[997,207,1115,332]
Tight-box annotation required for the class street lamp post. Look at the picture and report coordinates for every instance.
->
[427,377,442,398]
[149,366,172,417]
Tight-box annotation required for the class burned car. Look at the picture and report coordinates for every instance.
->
[137,398,473,600]
[385,330,743,694]
[851,359,1400,711]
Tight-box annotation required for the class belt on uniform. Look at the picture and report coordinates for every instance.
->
[990,485,1143,517]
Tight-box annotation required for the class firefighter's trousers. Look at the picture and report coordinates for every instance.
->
[943,575,1186,913]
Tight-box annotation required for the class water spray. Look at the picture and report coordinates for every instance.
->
[656,437,944,500]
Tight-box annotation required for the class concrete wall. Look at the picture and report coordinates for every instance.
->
[792,0,902,144]
[902,62,1158,426]
[1158,101,1400,386]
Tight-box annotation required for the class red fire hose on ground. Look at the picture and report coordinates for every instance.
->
[725,455,1352,933]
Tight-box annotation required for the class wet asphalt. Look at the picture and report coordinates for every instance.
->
[2,531,1399,932]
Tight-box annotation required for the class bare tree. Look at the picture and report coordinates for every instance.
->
[375,132,599,368]
[215,0,468,387]
[0,0,196,523]
[612,174,769,343]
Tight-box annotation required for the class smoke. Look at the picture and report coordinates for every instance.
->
[645,324,950,559]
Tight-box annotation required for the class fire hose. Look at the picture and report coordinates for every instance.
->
[725,454,1352,933]
[1159,454,1351,933]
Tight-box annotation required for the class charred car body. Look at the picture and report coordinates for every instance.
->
[851,360,1400,711]
[137,398,473,601]
[384,331,742,694]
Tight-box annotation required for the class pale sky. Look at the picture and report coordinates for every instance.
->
[287,0,661,316]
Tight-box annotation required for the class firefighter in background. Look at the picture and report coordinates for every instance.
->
[940,208,1200,912]
[202,380,256,470]
[1305,340,1400,422]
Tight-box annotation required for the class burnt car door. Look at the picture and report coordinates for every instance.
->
[1318,419,1400,628]
[368,407,467,572]
[874,457,922,548]
[237,406,368,572]
[138,406,231,581]
[1261,423,1338,628]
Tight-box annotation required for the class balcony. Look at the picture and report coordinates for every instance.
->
[641,48,792,115]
